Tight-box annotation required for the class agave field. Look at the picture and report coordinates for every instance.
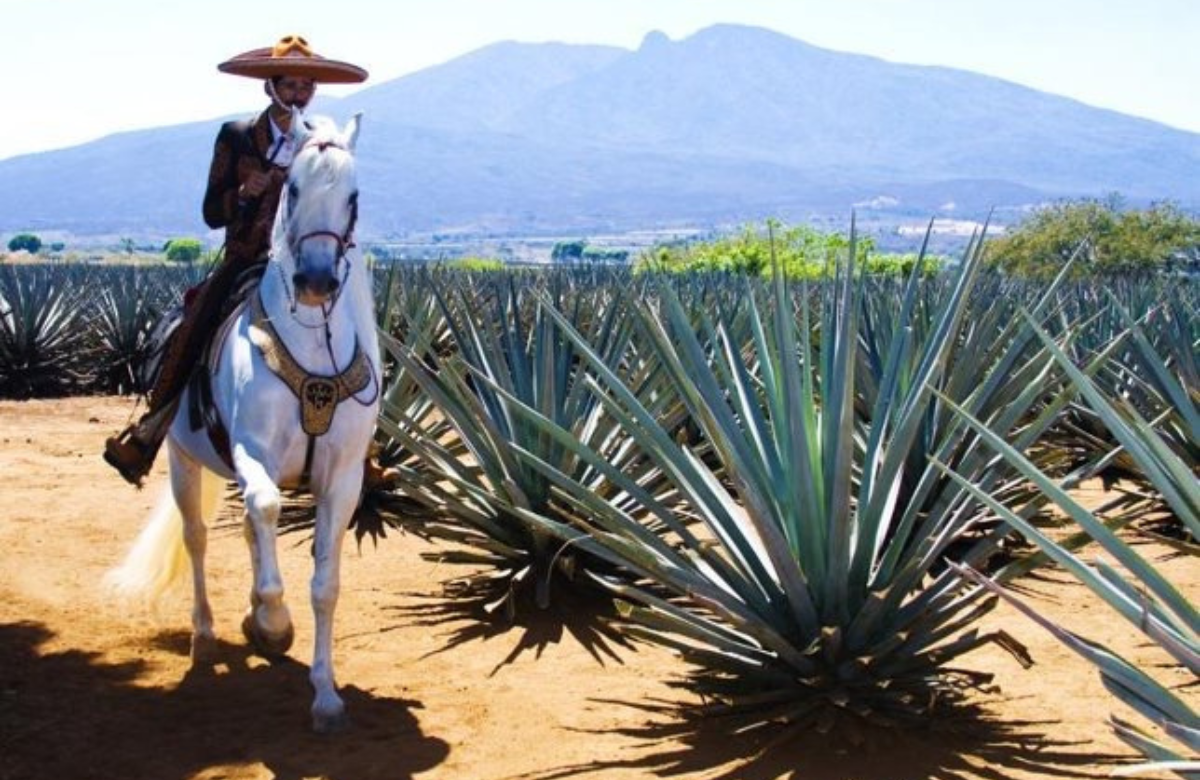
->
[1,239,1196,776]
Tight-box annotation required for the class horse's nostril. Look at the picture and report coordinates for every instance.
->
[293,271,338,296]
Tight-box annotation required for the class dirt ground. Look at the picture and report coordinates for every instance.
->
[0,397,1194,780]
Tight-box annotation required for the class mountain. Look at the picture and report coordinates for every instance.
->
[497,26,1200,197]
[2,24,1197,242]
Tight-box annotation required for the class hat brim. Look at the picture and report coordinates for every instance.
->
[218,47,368,83]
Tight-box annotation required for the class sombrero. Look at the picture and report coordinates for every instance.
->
[218,35,368,83]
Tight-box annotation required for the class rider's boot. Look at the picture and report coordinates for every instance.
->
[362,442,400,491]
[103,406,174,488]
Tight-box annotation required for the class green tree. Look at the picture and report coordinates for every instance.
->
[581,246,629,263]
[550,240,586,263]
[985,197,1200,277]
[164,237,203,264]
[7,233,42,253]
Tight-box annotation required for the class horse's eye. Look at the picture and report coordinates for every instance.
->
[289,183,300,202]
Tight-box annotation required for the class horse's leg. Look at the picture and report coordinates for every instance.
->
[169,441,216,665]
[308,470,361,733]
[237,455,293,657]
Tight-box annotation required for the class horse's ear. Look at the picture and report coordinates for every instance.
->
[290,106,311,146]
[343,112,363,152]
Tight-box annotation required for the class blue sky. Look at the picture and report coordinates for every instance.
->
[3,0,1198,160]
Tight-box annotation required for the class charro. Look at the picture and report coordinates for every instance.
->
[101,34,398,490]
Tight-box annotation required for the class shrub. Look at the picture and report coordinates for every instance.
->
[634,221,938,278]
[550,240,586,263]
[985,197,1200,277]
[7,233,42,254]
[581,246,629,263]
[442,256,505,272]
[164,238,203,264]
[864,252,943,276]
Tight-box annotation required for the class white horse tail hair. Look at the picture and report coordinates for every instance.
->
[103,487,186,610]
[104,467,224,611]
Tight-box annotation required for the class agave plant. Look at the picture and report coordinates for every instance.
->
[87,266,164,395]
[0,264,92,398]
[940,309,1198,778]
[353,262,461,541]
[471,226,1089,732]
[1039,284,1199,545]
[377,268,690,618]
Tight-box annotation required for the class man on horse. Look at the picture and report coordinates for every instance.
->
[105,35,392,489]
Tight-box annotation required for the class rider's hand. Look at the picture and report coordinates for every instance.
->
[238,169,280,201]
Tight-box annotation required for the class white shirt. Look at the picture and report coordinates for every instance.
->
[266,115,296,168]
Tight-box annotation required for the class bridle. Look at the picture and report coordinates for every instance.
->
[265,133,377,414]
[276,137,358,325]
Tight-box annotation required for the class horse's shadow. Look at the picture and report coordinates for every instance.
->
[1,621,449,780]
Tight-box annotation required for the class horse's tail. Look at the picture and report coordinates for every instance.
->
[104,468,224,610]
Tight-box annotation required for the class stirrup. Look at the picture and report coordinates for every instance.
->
[103,429,154,488]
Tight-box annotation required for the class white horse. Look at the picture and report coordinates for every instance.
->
[106,110,380,733]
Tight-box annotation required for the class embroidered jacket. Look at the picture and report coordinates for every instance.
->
[202,110,286,270]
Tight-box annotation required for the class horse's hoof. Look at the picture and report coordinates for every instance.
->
[241,612,294,659]
[313,708,351,735]
[190,632,218,667]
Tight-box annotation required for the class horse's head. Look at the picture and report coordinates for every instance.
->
[281,109,362,307]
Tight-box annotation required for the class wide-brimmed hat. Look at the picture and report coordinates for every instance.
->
[218,35,368,83]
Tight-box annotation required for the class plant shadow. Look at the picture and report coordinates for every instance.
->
[0,620,449,780]
[389,575,639,674]
[514,695,1129,780]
